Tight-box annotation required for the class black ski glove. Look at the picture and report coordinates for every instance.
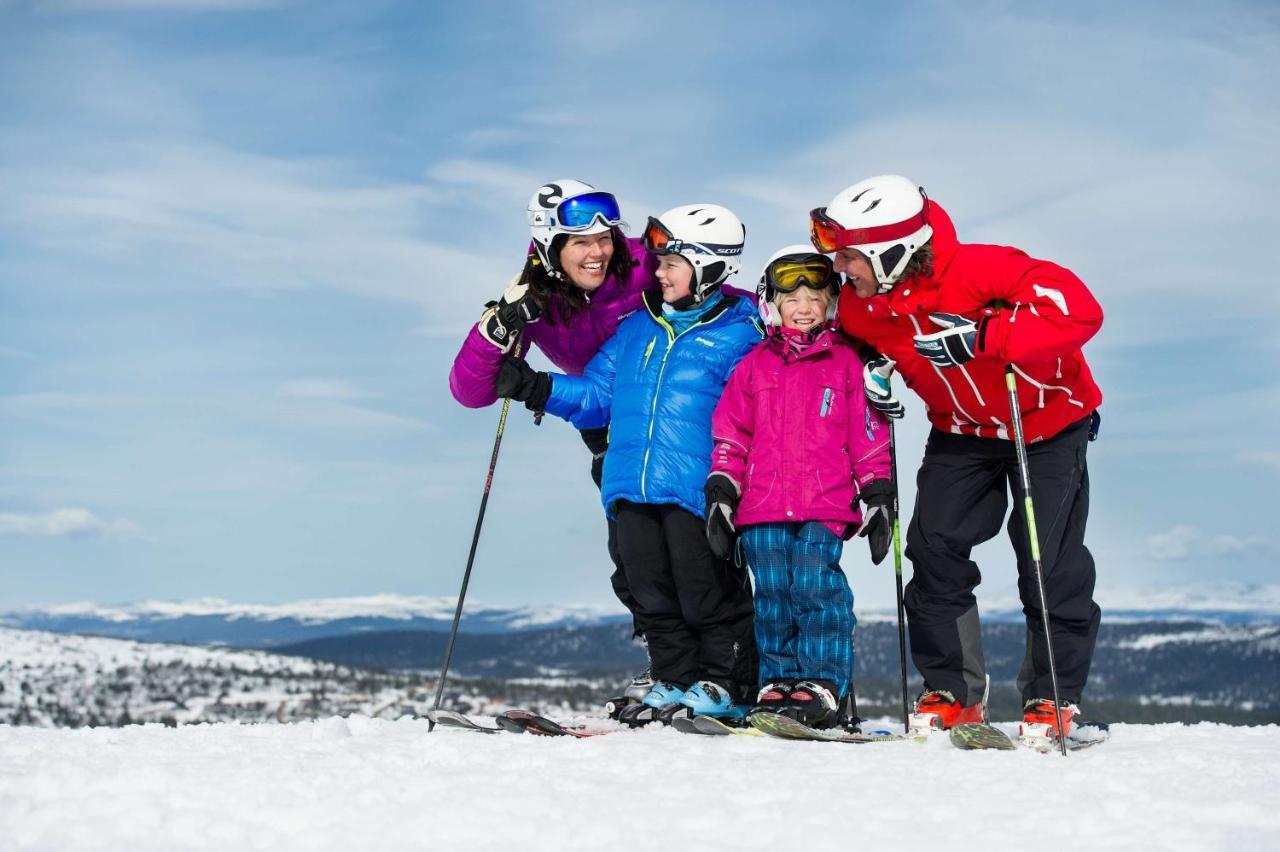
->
[855,479,896,565]
[496,356,552,412]
[704,472,741,561]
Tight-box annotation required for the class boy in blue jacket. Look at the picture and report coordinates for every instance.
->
[498,204,762,722]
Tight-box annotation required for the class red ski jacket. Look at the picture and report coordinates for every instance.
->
[837,201,1102,443]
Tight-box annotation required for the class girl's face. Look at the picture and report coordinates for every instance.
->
[833,248,878,298]
[656,254,694,303]
[778,287,830,332]
[560,231,614,291]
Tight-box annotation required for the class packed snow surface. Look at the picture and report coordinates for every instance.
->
[1,717,1277,851]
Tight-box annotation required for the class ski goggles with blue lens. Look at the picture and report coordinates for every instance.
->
[550,191,623,230]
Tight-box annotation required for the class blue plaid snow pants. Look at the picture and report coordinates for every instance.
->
[739,521,856,697]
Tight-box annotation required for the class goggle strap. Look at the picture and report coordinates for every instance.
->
[811,206,929,249]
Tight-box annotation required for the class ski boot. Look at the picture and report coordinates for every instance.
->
[679,681,749,721]
[780,680,840,729]
[604,665,655,720]
[617,681,685,728]
[908,689,987,732]
[1019,698,1079,744]
[749,682,792,715]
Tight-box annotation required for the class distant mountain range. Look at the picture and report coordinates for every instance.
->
[0,595,630,648]
[2,588,1277,726]
[2,586,1278,649]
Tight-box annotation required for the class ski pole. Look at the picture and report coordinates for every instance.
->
[887,419,911,733]
[428,398,512,732]
[1004,366,1068,756]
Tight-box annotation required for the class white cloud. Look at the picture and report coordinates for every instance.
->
[1146,525,1270,562]
[40,0,282,10]
[1239,451,1280,475]
[1147,525,1198,561]
[1206,534,1269,557]
[0,508,143,540]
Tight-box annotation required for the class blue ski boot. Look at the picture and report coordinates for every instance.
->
[618,681,686,727]
[680,681,748,720]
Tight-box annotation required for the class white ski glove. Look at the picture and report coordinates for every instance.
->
[478,273,541,353]
[863,355,905,420]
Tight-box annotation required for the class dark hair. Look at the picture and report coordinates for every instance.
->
[900,241,934,281]
[527,229,635,324]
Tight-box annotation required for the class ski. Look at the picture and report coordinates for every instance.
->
[748,712,924,744]
[427,708,616,738]
[426,709,502,734]
[948,722,1016,750]
[497,709,612,738]
[947,721,1111,752]
[694,715,762,736]
[670,715,762,736]
[1020,721,1111,752]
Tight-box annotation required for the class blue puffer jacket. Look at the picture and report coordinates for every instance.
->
[545,290,763,519]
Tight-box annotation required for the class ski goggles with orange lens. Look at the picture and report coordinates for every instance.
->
[642,217,676,253]
[552,191,622,230]
[642,217,743,258]
[766,255,834,293]
[809,206,929,253]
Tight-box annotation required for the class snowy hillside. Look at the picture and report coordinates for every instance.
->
[1,716,1277,851]
[0,628,599,727]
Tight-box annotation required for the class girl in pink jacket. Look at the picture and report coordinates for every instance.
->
[706,246,893,729]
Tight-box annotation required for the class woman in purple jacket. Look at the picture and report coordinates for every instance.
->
[448,179,659,706]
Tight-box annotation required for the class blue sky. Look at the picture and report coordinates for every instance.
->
[1,0,1276,612]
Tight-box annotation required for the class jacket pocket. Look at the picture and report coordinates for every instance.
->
[741,470,776,512]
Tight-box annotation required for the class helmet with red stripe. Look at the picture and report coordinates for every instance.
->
[810,175,932,292]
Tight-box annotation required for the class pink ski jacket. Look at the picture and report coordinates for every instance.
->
[710,326,891,532]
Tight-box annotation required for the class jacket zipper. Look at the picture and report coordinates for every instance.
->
[639,309,731,500]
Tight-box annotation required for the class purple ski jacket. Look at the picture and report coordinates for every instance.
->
[448,238,658,408]
[710,326,892,534]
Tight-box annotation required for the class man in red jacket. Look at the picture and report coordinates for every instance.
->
[811,174,1103,741]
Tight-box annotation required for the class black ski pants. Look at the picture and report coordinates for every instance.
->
[579,427,641,639]
[904,415,1100,706]
[614,500,758,700]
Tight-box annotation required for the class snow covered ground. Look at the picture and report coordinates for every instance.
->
[1,717,1277,851]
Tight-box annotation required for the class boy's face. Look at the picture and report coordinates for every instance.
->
[778,288,829,332]
[833,248,879,298]
[656,255,694,303]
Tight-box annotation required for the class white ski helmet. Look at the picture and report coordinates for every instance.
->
[642,203,745,300]
[811,174,932,292]
[756,244,840,330]
[527,179,624,275]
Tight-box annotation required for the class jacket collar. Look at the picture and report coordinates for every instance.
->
[768,325,836,361]
[643,289,737,326]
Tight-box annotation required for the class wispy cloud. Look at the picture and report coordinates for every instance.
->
[40,0,283,11]
[1239,451,1280,475]
[1146,525,1269,562]
[0,508,144,540]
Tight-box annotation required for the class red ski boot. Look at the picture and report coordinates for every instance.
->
[908,689,986,732]
[1019,698,1079,744]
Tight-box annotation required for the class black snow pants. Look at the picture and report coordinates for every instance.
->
[579,427,642,639]
[614,500,758,701]
[904,415,1100,706]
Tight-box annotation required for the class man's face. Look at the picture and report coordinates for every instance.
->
[833,248,879,298]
